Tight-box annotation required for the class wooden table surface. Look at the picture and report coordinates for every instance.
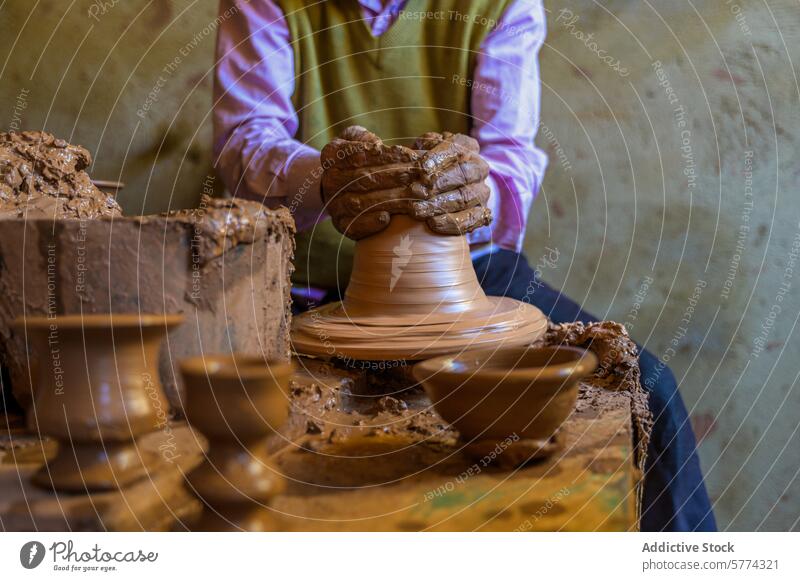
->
[0,362,642,532]
[272,366,641,532]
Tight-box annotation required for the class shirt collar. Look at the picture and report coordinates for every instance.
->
[359,0,407,16]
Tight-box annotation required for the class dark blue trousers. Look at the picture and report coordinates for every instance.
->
[473,249,717,532]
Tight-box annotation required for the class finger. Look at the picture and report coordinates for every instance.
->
[321,176,349,205]
[413,132,476,153]
[337,187,416,215]
[449,133,480,153]
[321,138,368,167]
[419,140,461,175]
[413,132,444,150]
[332,210,391,240]
[418,134,481,176]
[412,183,490,218]
[320,126,382,166]
[338,125,380,143]
[325,188,408,240]
[321,140,418,169]
[322,162,418,193]
[426,206,492,235]
[323,191,349,217]
[414,156,490,194]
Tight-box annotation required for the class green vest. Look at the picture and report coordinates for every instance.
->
[278,0,512,289]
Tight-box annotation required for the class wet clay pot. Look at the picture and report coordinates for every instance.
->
[413,346,598,463]
[180,354,292,531]
[12,314,184,491]
[291,215,547,361]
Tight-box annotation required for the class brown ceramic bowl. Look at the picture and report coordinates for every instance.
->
[413,345,598,442]
[179,354,293,441]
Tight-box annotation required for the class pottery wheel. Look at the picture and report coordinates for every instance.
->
[292,216,547,361]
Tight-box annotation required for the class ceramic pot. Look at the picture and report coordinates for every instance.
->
[413,346,598,457]
[180,354,292,531]
[291,215,548,361]
[12,313,183,491]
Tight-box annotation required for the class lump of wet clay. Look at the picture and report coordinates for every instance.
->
[0,193,295,414]
[545,320,652,468]
[0,131,121,220]
[160,194,293,265]
[546,321,640,391]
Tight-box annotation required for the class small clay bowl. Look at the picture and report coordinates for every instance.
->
[179,354,293,441]
[413,345,598,447]
[179,354,292,531]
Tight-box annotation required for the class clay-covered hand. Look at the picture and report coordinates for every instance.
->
[411,131,492,236]
[321,126,417,239]
[320,126,492,239]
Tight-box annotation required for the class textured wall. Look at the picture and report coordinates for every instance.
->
[1,0,797,530]
[0,0,222,214]
[532,0,799,531]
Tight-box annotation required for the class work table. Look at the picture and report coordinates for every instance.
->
[0,321,648,532]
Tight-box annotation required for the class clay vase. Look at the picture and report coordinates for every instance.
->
[180,354,292,531]
[12,313,184,491]
[292,215,547,361]
[413,345,598,463]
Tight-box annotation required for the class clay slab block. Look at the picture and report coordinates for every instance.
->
[0,205,294,412]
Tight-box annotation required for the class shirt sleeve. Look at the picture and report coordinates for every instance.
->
[213,0,324,231]
[466,0,549,252]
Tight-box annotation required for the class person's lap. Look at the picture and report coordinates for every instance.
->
[473,249,717,532]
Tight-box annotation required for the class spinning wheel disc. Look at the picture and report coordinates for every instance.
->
[291,216,547,361]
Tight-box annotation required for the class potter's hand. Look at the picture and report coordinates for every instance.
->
[410,131,492,235]
[321,127,492,239]
[321,126,419,239]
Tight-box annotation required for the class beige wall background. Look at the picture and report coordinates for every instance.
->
[1,1,798,530]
